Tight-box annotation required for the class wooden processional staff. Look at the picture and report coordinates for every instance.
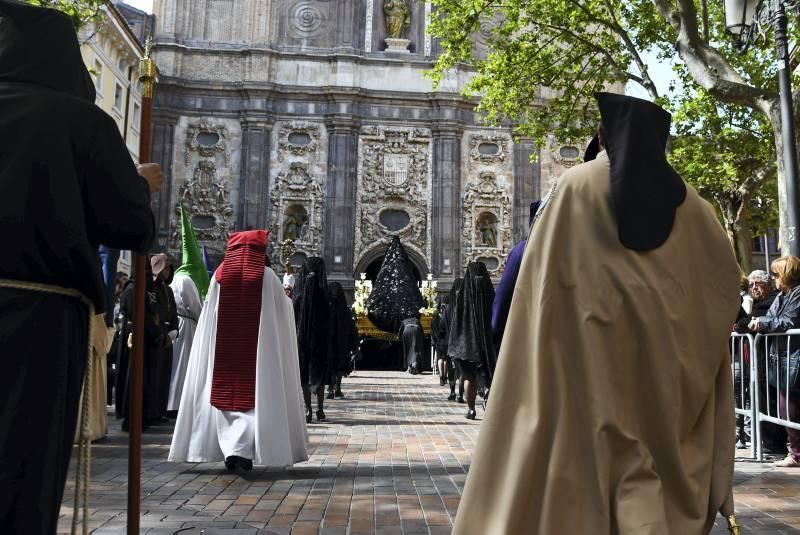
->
[128,37,156,535]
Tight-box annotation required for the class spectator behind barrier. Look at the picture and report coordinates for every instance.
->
[749,256,800,467]
[736,270,779,333]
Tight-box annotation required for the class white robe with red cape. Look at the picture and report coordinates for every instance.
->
[168,267,308,467]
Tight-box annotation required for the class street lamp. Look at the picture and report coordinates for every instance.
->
[724,0,800,255]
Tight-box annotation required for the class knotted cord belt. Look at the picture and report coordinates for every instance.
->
[0,279,94,535]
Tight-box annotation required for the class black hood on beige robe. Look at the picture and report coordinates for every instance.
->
[584,92,686,252]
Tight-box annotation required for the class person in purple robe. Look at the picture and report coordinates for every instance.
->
[491,201,541,351]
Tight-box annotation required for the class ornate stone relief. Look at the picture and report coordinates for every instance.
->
[172,121,235,249]
[355,125,432,269]
[470,133,509,165]
[277,121,321,162]
[553,143,582,168]
[462,132,513,276]
[269,121,325,270]
[462,171,512,274]
[288,1,329,39]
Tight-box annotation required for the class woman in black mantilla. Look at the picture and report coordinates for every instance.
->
[293,256,333,422]
[327,282,358,399]
[433,278,463,401]
[448,263,496,419]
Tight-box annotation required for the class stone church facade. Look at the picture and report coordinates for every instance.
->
[149,0,580,288]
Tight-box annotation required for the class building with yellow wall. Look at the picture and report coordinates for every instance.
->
[79,4,145,274]
[79,3,144,164]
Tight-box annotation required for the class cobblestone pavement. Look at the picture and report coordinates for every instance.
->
[60,371,800,534]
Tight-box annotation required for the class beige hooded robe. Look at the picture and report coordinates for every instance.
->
[452,150,741,535]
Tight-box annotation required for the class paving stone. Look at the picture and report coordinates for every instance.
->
[54,371,800,534]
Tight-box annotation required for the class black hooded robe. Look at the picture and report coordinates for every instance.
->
[448,263,497,389]
[0,4,154,533]
[328,282,357,378]
[293,257,333,387]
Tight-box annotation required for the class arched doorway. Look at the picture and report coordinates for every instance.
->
[354,243,429,371]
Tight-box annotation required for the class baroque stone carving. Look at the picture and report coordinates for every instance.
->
[174,161,234,244]
[470,133,509,164]
[288,1,329,38]
[277,121,321,162]
[173,121,235,253]
[185,122,230,166]
[270,162,324,257]
[462,171,512,274]
[355,125,432,269]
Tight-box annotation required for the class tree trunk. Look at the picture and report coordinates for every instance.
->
[721,197,754,274]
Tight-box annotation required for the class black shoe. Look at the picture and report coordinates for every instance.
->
[317,409,326,421]
[335,390,344,398]
[306,408,313,424]
[440,377,447,386]
[224,456,237,471]
[447,393,456,401]
[407,366,419,375]
[239,457,253,472]
[465,410,476,420]
[457,396,465,404]
[326,391,335,400]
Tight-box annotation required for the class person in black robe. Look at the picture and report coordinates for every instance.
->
[448,262,496,419]
[293,257,333,422]
[367,236,425,336]
[434,278,463,400]
[117,260,166,430]
[327,282,358,399]
[400,317,425,374]
[152,256,179,420]
[0,4,159,533]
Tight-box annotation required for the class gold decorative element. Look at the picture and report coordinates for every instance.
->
[383,0,411,38]
[355,314,431,341]
[138,35,157,98]
[727,515,741,535]
[280,239,298,272]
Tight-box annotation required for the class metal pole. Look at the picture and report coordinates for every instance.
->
[128,37,156,535]
[773,1,800,257]
[764,234,771,271]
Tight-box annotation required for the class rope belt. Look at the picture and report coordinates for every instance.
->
[0,278,94,535]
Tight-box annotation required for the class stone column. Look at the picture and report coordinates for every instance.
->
[513,139,539,243]
[238,119,272,231]
[431,123,463,282]
[150,115,177,250]
[324,114,360,281]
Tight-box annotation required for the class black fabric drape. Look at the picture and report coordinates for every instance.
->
[367,237,424,334]
[154,277,178,416]
[448,264,496,387]
[117,272,164,423]
[293,257,333,386]
[328,282,357,376]
[0,290,88,534]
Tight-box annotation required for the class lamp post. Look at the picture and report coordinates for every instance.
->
[725,0,800,256]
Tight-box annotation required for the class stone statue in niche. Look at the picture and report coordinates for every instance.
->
[283,205,309,242]
[384,0,410,38]
[477,213,498,248]
[383,0,411,53]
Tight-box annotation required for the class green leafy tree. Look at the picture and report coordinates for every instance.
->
[27,0,107,31]
[428,0,789,269]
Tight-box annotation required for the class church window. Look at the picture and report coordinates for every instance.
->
[197,132,220,146]
[379,209,411,232]
[476,257,500,271]
[478,142,500,156]
[559,146,580,159]
[288,132,312,147]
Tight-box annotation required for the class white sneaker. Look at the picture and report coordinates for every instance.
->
[773,454,800,467]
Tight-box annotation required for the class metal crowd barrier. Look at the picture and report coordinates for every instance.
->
[730,333,758,460]
[753,329,800,462]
